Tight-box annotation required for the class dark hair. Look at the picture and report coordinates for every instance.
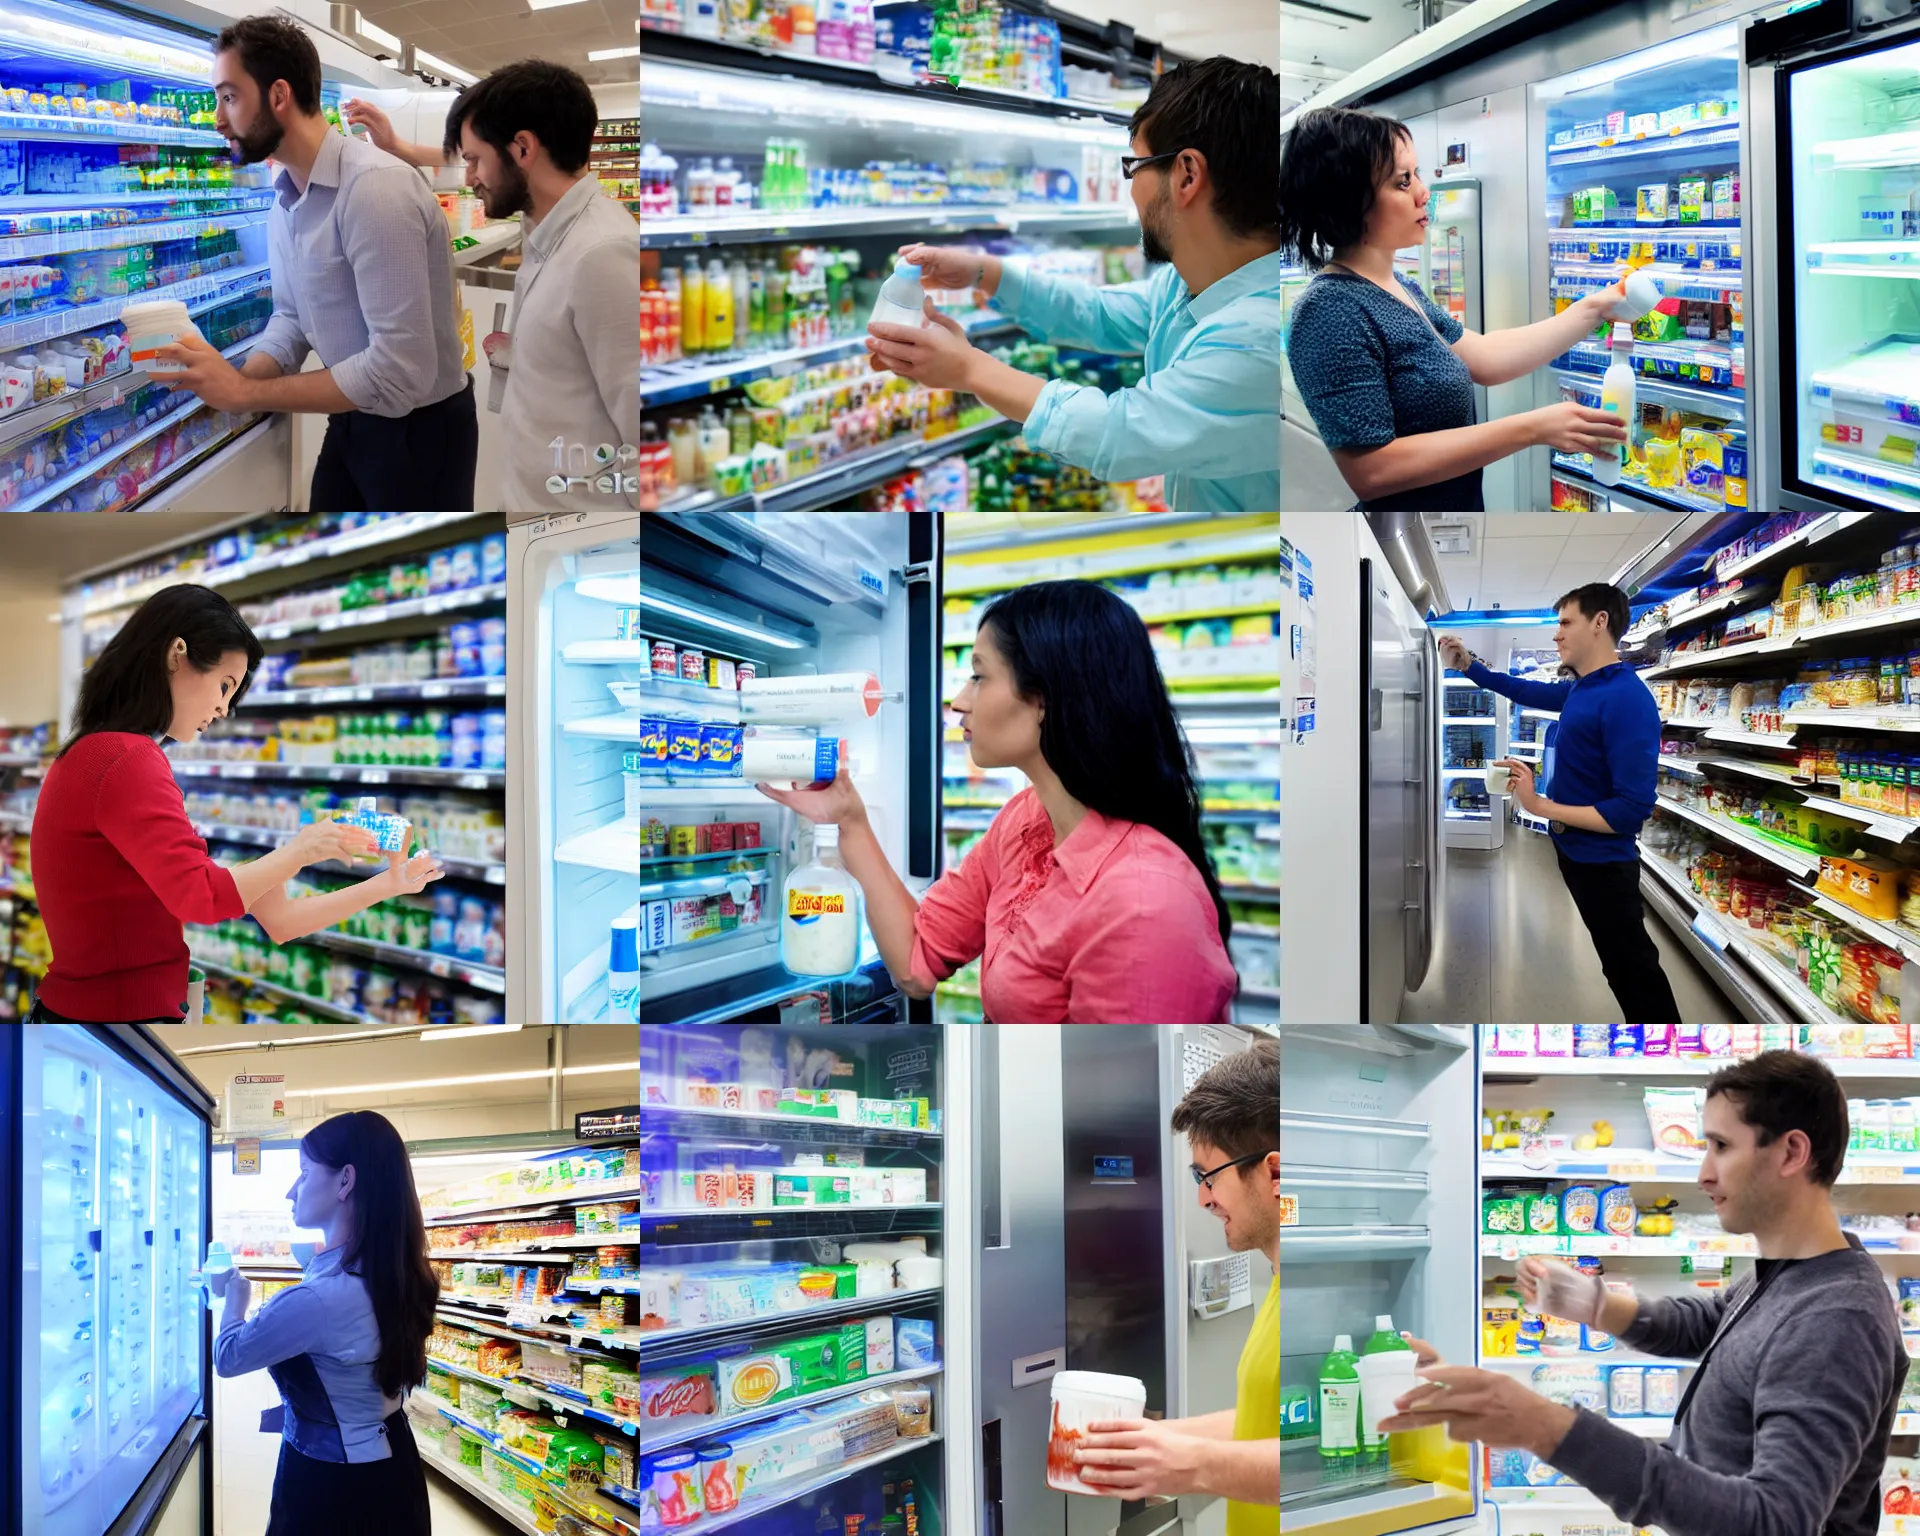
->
[1128,56,1280,241]
[215,16,323,117]
[977,580,1231,947]
[1555,582,1630,642]
[58,585,264,759]
[1278,106,1412,270]
[1704,1051,1849,1187]
[1170,1038,1278,1168]
[301,1111,441,1397]
[443,60,599,175]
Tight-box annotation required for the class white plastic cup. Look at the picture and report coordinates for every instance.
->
[895,1253,943,1289]
[1485,763,1511,794]
[1355,1350,1422,1435]
[1047,1370,1147,1496]
[122,298,201,376]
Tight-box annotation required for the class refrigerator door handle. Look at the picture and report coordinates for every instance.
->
[905,527,940,885]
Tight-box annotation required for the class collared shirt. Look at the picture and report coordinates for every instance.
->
[253,130,469,419]
[214,1242,405,1464]
[990,250,1281,512]
[496,175,640,509]
[1228,1271,1280,1536]
[908,787,1237,1022]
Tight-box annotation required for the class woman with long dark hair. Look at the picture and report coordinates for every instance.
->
[29,584,444,1023]
[757,579,1238,1023]
[210,1110,441,1535]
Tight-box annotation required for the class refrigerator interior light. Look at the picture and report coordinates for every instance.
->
[0,0,213,81]
[629,589,813,648]
[1814,130,1920,168]
[1538,22,1738,100]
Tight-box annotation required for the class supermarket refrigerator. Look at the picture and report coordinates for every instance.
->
[1746,5,1920,515]
[1279,513,1444,1026]
[632,513,945,1027]
[2,1023,215,1536]
[1278,1022,1480,1535]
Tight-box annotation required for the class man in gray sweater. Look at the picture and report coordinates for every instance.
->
[1384,1050,1906,1536]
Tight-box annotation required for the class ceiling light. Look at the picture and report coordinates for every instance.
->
[279,1061,637,1099]
[420,1024,524,1042]
[413,48,477,85]
[528,0,592,8]
[588,45,641,60]
[360,18,402,51]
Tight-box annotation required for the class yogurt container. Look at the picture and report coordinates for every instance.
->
[123,298,201,376]
[1047,1370,1147,1496]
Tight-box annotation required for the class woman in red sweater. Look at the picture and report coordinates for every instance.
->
[29,584,444,1023]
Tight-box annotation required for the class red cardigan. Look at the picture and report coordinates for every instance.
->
[30,732,246,1021]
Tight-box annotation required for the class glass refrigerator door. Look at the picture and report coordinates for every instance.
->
[1537,24,1748,514]
[1783,30,1920,512]
[20,1024,205,1536]
[1279,1024,1479,1535]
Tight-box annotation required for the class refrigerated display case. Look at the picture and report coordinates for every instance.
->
[631,513,941,1027]
[1770,22,1920,514]
[1279,1023,1479,1535]
[3,1023,214,1536]
[1440,678,1501,851]
[1533,23,1751,517]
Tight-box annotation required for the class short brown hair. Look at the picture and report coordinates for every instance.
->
[1705,1050,1849,1187]
[1170,1037,1278,1170]
[1554,582,1630,642]
[217,15,322,117]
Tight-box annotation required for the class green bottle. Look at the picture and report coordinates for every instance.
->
[1359,1314,1412,1459]
[1316,1334,1360,1463]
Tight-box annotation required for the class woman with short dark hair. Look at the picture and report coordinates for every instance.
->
[1280,107,1639,511]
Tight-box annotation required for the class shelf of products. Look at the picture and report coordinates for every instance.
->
[0,723,50,1020]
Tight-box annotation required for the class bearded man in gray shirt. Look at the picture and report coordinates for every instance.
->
[1384,1050,1906,1536]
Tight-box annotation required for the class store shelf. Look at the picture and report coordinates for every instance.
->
[0,206,268,264]
[492,1375,641,1437]
[414,1404,640,1535]
[640,199,1137,249]
[1279,1226,1432,1260]
[640,1284,943,1354]
[556,817,642,877]
[190,957,370,1024]
[1795,791,1920,845]
[1548,119,1741,166]
[1490,1052,1920,1079]
[0,111,225,149]
[691,1432,943,1535]
[1807,892,1920,967]
[1807,241,1920,277]
[759,414,1018,512]
[1690,755,1808,788]
[449,219,522,268]
[245,677,506,708]
[1786,708,1920,733]
[1700,727,1797,749]
[249,581,508,643]
[561,714,639,742]
[1480,1232,1755,1258]
[1483,1352,1698,1370]
[1553,366,1745,419]
[643,1362,945,1455]
[306,932,505,994]
[193,822,507,884]
[1653,795,1820,878]
[170,761,505,790]
[1642,634,1803,678]
[641,1100,940,1143]
[423,1181,643,1225]
[0,261,269,352]
[1550,456,1733,515]
[561,640,644,665]
[413,1432,543,1536]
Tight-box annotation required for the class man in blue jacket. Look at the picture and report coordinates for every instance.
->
[1438,582,1680,1023]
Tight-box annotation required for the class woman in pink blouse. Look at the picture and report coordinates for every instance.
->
[757,579,1238,1023]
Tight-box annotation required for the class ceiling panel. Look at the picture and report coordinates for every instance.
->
[358,0,638,85]
[1426,512,1692,612]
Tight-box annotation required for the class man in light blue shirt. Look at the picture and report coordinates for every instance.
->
[865,56,1280,511]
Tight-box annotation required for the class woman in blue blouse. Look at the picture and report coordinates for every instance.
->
[212,1111,440,1534]
[1280,107,1633,511]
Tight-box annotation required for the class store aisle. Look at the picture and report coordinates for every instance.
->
[1401,821,1738,1025]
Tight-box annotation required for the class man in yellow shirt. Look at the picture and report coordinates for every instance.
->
[1072,1038,1280,1534]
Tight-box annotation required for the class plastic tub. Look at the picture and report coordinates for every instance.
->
[122,298,201,375]
[1047,1370,1146,1496]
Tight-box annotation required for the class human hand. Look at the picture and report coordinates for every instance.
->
[1436,635,1472,672]
[156,333,255,413]
[374,847,446,897]
[206,1265,234,1297]
[1517,1256,1606,1325]
[287,819,383,868]
[755,761,868,827]
[1527,400,1630,455]
[1072,1418,1208,1500]
[341,98,397,151]
[866,299,980,390]
[1494,756,1540,812]
[1377,1365,1578,1459]
[896,242,996,298]
[1399,1332,1444,1368]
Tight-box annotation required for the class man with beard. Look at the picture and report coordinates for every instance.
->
[862,56,1280,512]
[347,63,638,508]
[158,16,475,511]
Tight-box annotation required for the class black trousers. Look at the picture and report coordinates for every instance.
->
[27,998,179,1024]
[311,379,478,513]
[266,1411,430,1536]
[1555,847,1683,1024]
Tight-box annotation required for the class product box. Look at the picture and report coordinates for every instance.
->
[821,1390,899,1459]
[889,1167,929,1204]
[774,1172,853,1207]
[1627,112,1659,138]
[865,1315,895,1374]
[1678,177,1708,224]
[640,901,670,952]
[1637,182,1676,224]
[639,1271,676,1331]
[639,1362,719,1422]
[728,1411,841,1498]
[716,1326,866,1415]
[1712,174,1738,221]
[894,1316,938,1369]
[1604,110,1626,136]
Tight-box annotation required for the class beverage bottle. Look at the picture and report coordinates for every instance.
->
[714,155,736,209]
[767,263,788,346]
[1594,321,1637,488]
[669,416,700,484]
[1359,1315,1412,1460]
[748,259,766,345]
[661,267,683,360]
[705,256,733,352]
[1317,1334,1360,1463]
[681,257,705,353]
[190,1241,234,1303]
[780,821,863,976]
[696,403,730,484]
[608,917,639,1022]
[868,260,930,332]
[730,258,750,350]
[729,402,753,455]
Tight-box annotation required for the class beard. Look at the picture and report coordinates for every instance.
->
[1140,178,1175,266]
[477,155,532,220]
[228,110,285,166]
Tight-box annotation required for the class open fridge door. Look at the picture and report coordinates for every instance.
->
[1279,1025,1480,1535]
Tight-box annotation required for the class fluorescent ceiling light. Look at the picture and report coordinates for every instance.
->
[628,589,812,649]
[413,48,477,85]
[420,1024,524,1042]
[588,46,641,60]
[528,0,591,8]
[279,1061,637,1099]
[359,18,403,51]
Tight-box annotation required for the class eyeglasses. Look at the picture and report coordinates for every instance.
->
[1190,1150,1274,1190]
[1120,149,1189,180]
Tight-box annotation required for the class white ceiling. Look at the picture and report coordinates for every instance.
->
[1087,0,1280,68]
[1423,512,1693,613]
[356,0,639,88]
[0,512,238,602]
[1279,0,1474,113]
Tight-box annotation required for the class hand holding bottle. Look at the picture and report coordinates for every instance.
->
[896,243,1000,300]
[1518,1255,1606,1325]
[754,755,867,827]
[286,819,382,867]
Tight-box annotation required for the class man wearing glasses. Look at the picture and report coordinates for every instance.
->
[1068,1037,1280,1535]
[866,56,1280,512]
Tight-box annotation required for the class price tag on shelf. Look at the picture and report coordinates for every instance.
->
[458,774,492,790]
[420,682,452,699]
[328,768,349,781]
[1852,1162,1908,1184]
[1608,1161,1659,1181]
[427,957,452,978]
[1691,911,1730,952]
[353,688,374,702]
[485,867,506,885]
[422,597,446,615]
[360,770,390,784]
[227,764,256,778]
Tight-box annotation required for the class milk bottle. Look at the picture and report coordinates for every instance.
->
[780,822,863,977]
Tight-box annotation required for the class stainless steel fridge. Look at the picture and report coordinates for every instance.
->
[1280,514,1445,1025]
[1747,7,1920,514]
[3,1024,215,1536]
